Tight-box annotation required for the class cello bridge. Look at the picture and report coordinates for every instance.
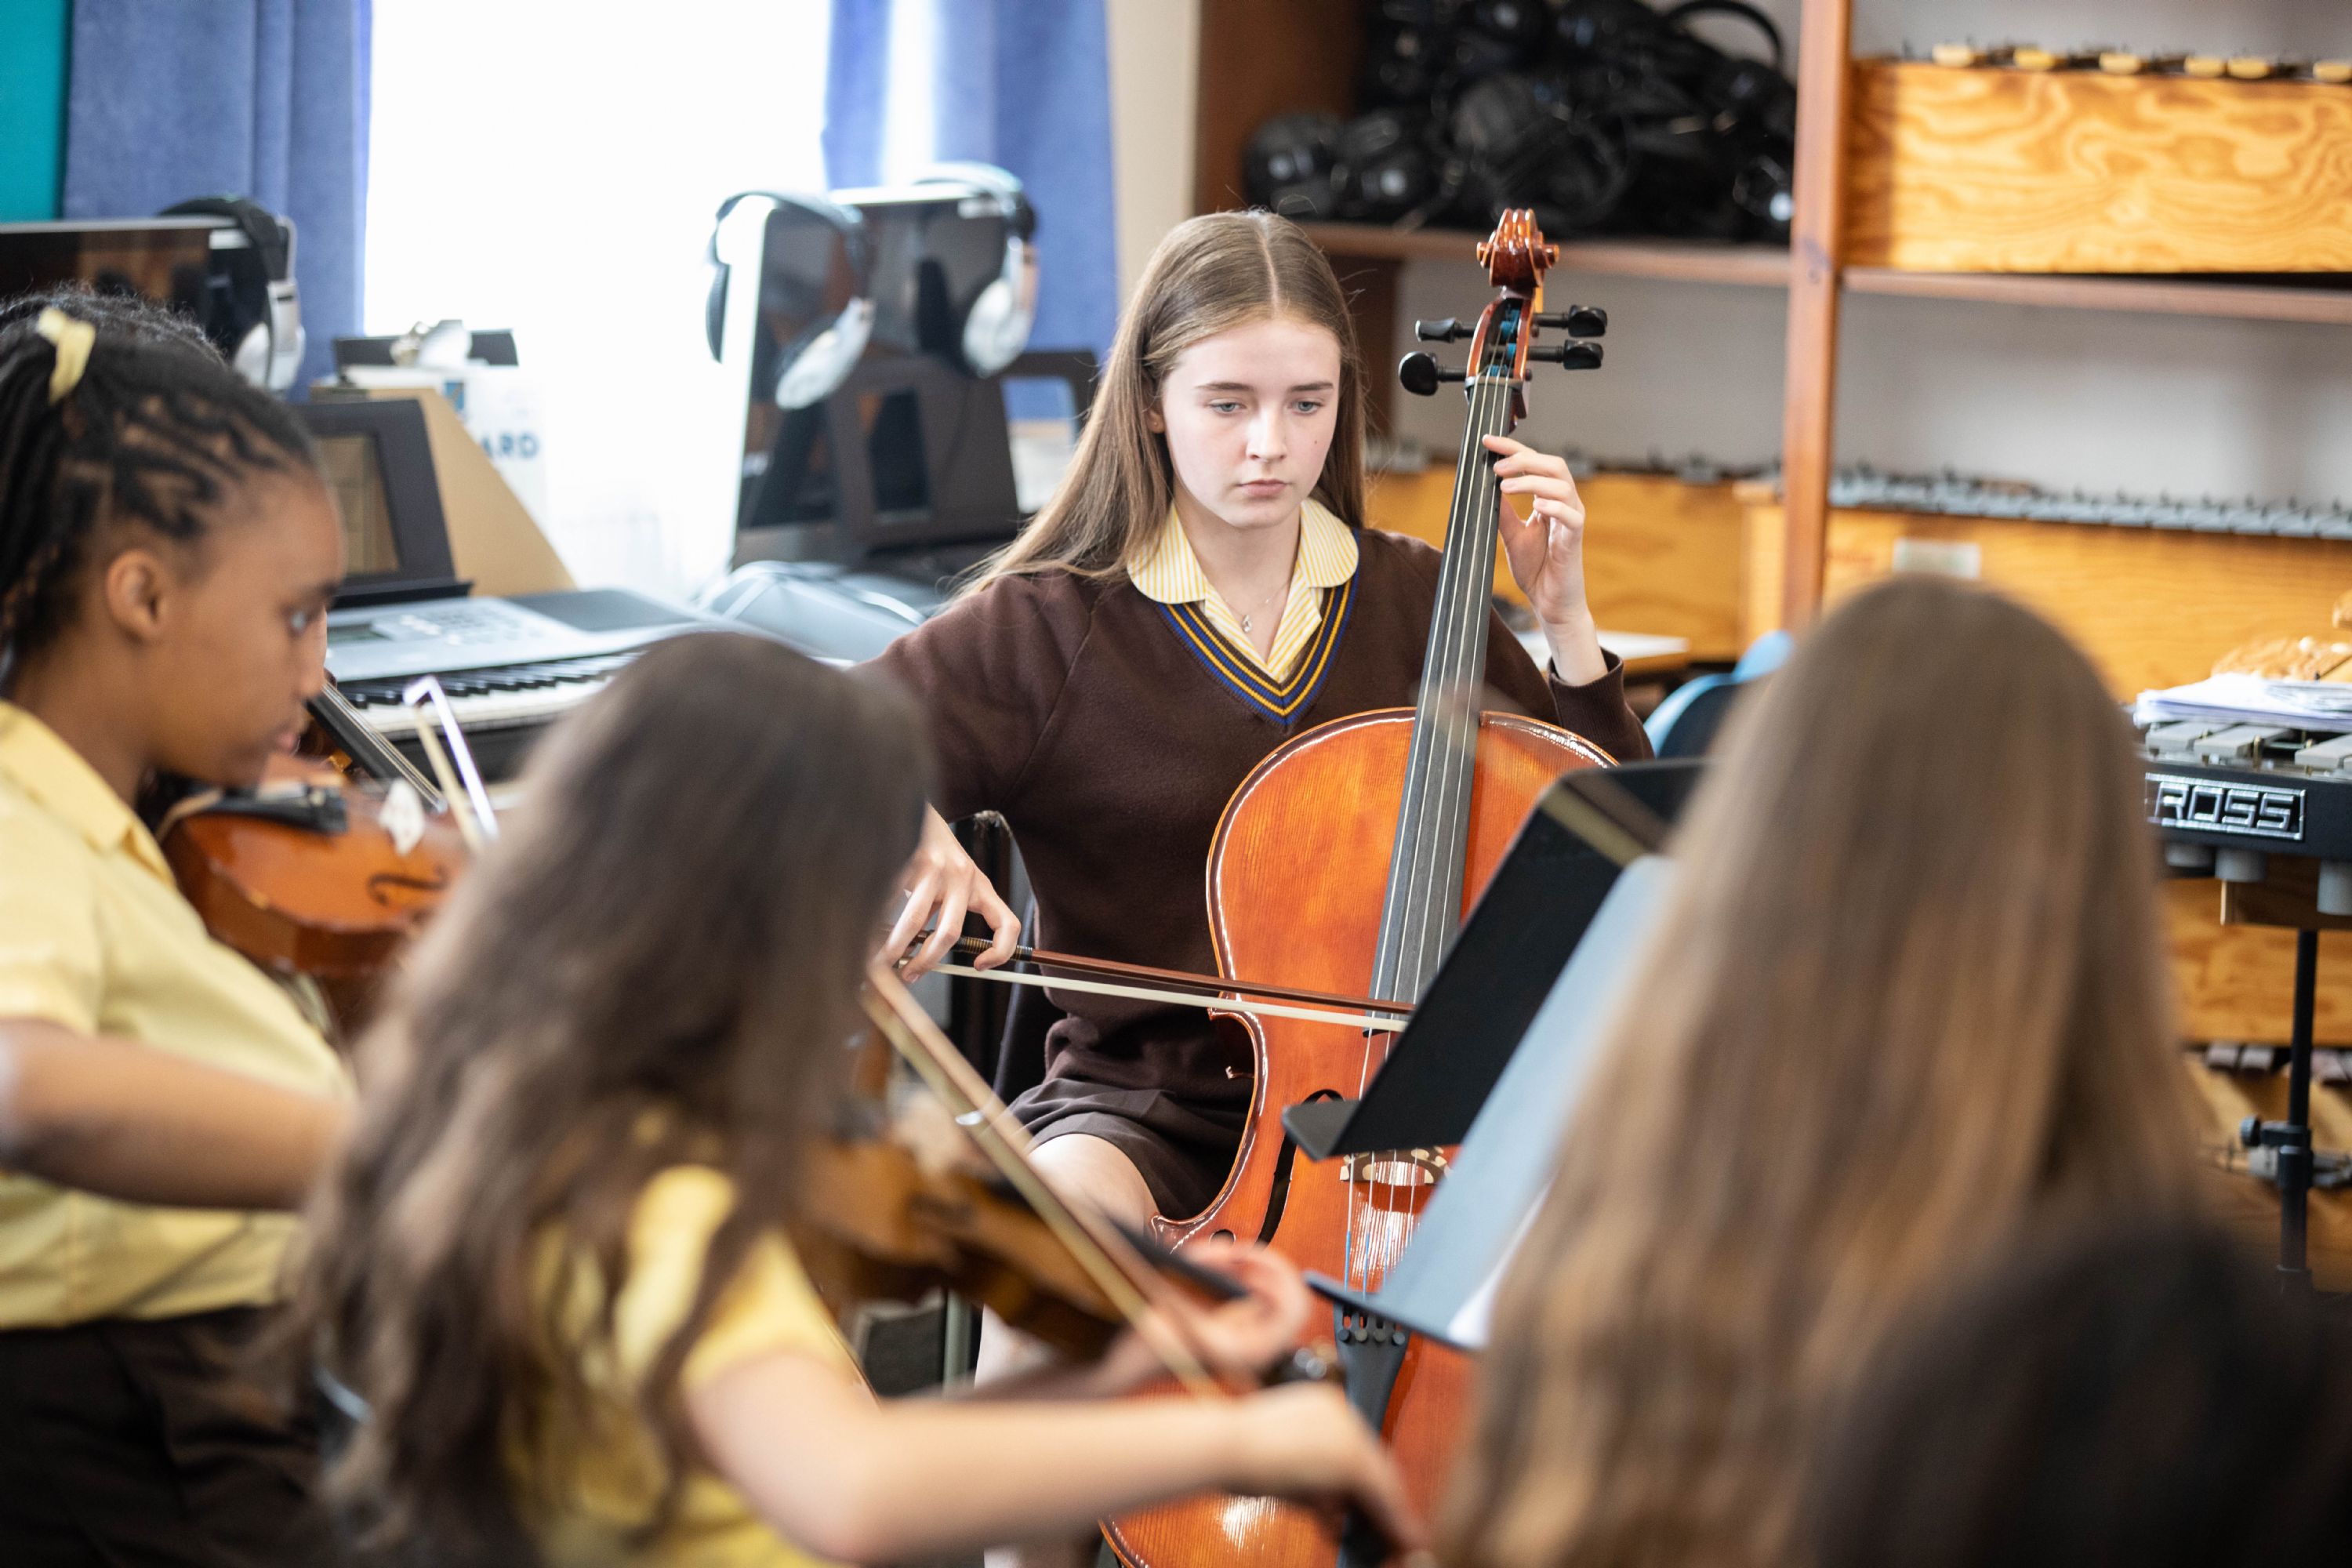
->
[1339,1147,1448,1190]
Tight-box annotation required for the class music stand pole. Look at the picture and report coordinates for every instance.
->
[2243,927,2318,1294]
[2281,929,2318,1290]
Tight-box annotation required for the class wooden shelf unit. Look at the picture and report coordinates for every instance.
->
[1308,219,2352,325]
[1299,223,1794,287]
[1778,11,2352,621]
[1840,268,2352,326]
[1191,1,2352,596]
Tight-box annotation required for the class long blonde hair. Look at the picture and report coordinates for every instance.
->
[1446,579,2201,1568]
[966,210,1367,592]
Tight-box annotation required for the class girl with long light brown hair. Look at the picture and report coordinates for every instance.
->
[287,633,1416,1568]
[873,209,1649,1238]
[1446,577,2201,1568]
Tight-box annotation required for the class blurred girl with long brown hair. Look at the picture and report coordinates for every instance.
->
[289,633,1416,1567]
[1446,577,2201,1568]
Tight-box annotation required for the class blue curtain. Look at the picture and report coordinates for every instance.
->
[825,0,1119,360]
[61,0,370,394]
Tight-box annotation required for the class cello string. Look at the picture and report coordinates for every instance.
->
[1404,365,1499,1004]
[1356,372,1479,1294]
[1425,354,1508,986]
[1397,367,1497,1007]
[1358,365,1507,1294]
[1359,371,1486,1290]
[1364,371,1490,1288]
[1384,340,1515,1283]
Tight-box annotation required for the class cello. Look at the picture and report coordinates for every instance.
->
[1109,211,1609,1568]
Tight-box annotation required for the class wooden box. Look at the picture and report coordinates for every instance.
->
[1739,498,2352,697]
[1844,61,2352,272]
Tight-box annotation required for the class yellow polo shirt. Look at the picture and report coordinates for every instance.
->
[0,700,350,1327]
[522,1165,855,1568]
[1127,498,1358,679]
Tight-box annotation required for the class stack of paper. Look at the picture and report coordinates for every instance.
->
[2133,673,2352,733]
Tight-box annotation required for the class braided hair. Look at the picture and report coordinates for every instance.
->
[0,292,318,666]
[0,284,220,359]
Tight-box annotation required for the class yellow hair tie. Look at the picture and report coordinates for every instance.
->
[34,307,96,405]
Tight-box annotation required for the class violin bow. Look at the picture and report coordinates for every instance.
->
[862,966,1227,1398]
[401,675,501,848]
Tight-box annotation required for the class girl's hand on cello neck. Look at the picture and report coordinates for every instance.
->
[1485,434,1608,686]
[887,806,1022,979]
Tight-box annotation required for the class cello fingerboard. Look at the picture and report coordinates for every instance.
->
[1369,310,1523,1005]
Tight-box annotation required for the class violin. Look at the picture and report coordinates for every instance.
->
[1111,212,1612,1568]
[162,681,471,1034]
[818,971,1413,1565]
[798,968,1244,1388]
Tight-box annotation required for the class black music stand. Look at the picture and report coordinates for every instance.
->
[1279,759,1698,1161]
[1286,761,1698,1350]
[1308,854,1673,1348]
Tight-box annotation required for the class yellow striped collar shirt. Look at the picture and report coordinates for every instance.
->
[1127,499,1359,680]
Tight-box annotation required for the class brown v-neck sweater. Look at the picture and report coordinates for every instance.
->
[866,526,1650,1116]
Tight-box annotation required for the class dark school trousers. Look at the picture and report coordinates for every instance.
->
[0,1305,336,1566]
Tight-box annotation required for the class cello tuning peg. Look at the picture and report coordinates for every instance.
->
[1526,341,1603,370]
[1398,351,1467,397]
[1414,318,1473,343]
[1535,306,1609,338]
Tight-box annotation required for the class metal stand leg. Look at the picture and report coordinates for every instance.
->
[2280,928,2318,1291]
[2240,927,2323,1295]
[2230,926,2324,1298]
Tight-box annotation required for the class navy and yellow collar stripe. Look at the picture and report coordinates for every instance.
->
[1159,578,1355,724]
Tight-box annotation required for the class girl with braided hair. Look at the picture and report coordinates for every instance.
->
[0,296,354,1563]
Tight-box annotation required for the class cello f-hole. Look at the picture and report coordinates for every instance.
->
[1254,1087,1343,1247]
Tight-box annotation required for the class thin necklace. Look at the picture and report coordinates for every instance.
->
[1239,575,1289,636]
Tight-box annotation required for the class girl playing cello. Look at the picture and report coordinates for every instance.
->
[873,210,1648,1240]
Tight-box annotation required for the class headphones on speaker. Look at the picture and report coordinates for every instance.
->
[705,191,876,410]
[913,162,1036,378]
[159,195,304,392]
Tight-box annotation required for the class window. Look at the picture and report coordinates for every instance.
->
[366,2,833,597]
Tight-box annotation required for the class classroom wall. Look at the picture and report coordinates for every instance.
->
[1105,0,1198,304]
[1389,0,2352,506]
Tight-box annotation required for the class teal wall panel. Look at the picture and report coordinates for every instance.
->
[0,0,69,221]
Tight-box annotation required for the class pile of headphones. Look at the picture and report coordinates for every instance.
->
[704,163,1038,412]
[1247,0,1796,243]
